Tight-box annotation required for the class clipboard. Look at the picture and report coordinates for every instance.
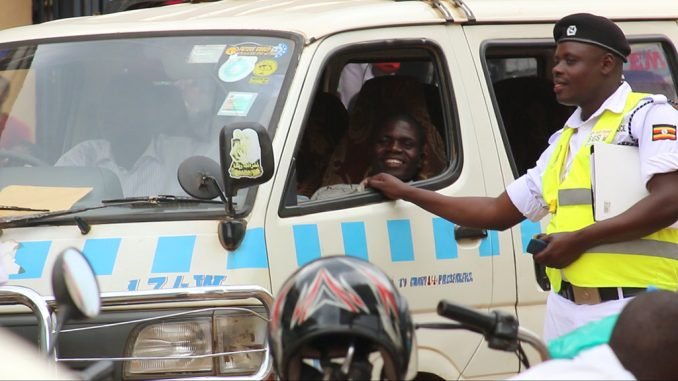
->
[591,143,678,228]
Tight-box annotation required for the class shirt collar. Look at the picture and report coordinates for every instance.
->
[564,82,631,128]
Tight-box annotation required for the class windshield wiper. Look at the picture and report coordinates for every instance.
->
[102,194,223,206]
[0,205,50,212]
[0,195,224,229]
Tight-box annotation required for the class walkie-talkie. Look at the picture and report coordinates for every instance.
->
[526,237,548,254]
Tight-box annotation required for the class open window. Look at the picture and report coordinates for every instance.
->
[623,42,678,101]
[484,38,677,178]
[281,42,458,216]
[484,43,574,177]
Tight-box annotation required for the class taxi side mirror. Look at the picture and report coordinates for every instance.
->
[219,122,274,200]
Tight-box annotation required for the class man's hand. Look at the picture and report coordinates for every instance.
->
[533,232,588,269]
[365,172,412,200]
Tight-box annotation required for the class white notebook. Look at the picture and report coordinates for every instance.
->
[591,143,677,228]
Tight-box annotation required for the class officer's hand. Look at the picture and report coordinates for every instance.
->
[532,232,587,269]
[365,172,410,200]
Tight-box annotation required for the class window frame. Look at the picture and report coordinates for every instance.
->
[278,39,462,218]
[481,36,678,179]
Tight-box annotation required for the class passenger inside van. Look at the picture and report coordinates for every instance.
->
[321,75,446,189]
[55,71,218,197]
[311,111,424,200]
[338,62,401,109]
[296,92,349,198]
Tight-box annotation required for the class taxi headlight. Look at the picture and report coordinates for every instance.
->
[215,312,268,375]
[124,319,213,377]
[123,311,268,378]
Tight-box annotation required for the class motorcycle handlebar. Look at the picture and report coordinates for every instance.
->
[436,299,497,335]
[435,299,551,363]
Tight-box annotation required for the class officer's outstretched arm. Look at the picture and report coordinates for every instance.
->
[367,172,525,231]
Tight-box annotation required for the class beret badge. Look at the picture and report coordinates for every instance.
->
[566,25,577,36]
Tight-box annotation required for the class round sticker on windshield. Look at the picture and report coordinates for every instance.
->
[218,55,258,83]
[253,60,278,76]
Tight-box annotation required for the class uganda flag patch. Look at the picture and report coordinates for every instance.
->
[652,124,677,141]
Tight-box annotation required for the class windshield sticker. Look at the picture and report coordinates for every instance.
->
[253,59,278,76]
[273,43,288,58]
[218,91,257,117]
[249,77,270,85]
[225,42,288,58]
[188,44,226,64]
[0,241,22,284]
[229,128,263,179]
[218,55,258,83]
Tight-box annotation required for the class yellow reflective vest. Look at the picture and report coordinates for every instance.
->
[542,92,678,292]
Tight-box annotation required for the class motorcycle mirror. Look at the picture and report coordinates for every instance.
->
[51,247,101,321]
[177,155,225,200]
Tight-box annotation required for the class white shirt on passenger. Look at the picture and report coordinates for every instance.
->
[338,63,374,108]
[55,134,218,197]
[509,344,635,380]
[507,82,678,221]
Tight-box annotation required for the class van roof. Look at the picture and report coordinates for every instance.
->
[0,0,676,43]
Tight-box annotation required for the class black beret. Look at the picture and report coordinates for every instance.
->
[553,13,631,62]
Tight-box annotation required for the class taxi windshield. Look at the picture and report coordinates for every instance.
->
[0,34,295,221]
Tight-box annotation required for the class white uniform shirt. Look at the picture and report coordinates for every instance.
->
[55,135,218,197]
[509,344,635,380]
[507,82,678,221]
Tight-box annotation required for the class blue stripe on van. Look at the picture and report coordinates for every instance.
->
[293,224,321,266]
[9,241,51,280]
[341,222,368,261]
[387,219,414,262]
[227,228,269,269]
[151,236,196,273]
[82,238,121,276]
[479,230,500,257]
[432,217,458,260]
[520,220,542,254]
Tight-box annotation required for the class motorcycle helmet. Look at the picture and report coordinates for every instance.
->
[268,255,416,381]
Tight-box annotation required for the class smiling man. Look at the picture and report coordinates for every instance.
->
[370,113,423,182]
[310,113,424,201]
[367,13,678,341]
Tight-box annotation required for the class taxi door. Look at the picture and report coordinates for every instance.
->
[463,17,678,367]
[264,23,521,378]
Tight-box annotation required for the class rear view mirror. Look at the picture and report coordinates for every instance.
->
[177,156,225,200]
[219,122,274,198]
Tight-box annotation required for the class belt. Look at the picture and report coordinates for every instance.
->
[557,281,645,305]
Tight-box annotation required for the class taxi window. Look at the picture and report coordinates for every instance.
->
[0,34,297,221]
[624,42,678,101]
[484,40,677,178]
[487,57,538,83]
[280,43,457,216]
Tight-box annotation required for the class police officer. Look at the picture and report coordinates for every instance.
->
[366,13,678,341]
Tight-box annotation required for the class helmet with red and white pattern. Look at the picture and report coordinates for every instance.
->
[268,255,416,381]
